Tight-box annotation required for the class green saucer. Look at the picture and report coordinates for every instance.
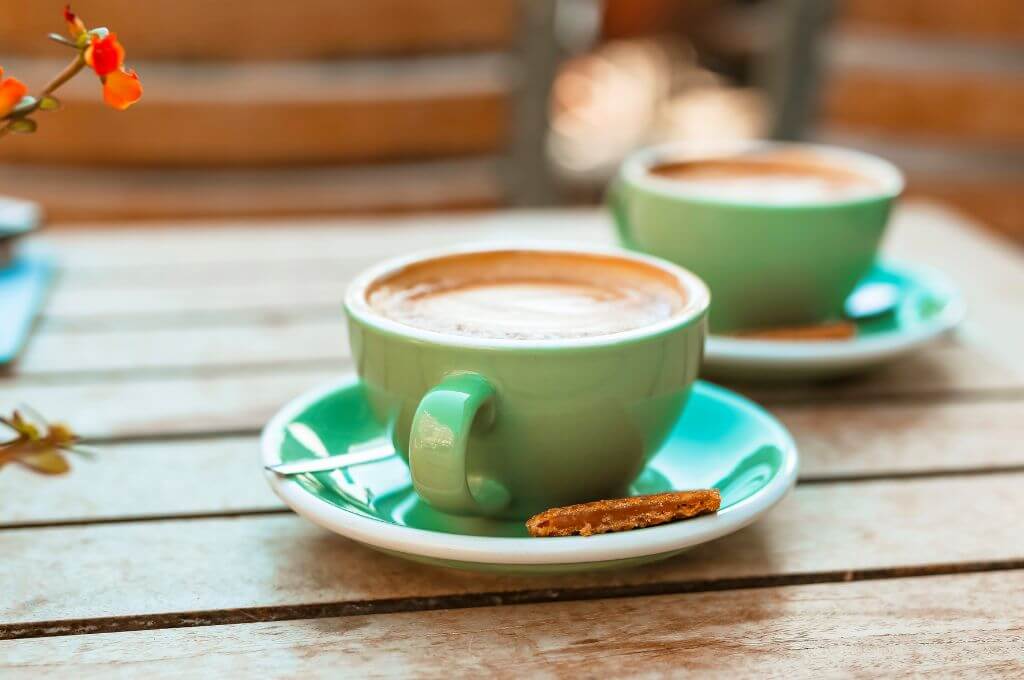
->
[263,376,798,573]
[704,260,965,381]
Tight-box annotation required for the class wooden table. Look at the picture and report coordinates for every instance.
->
[2,203,1023,676]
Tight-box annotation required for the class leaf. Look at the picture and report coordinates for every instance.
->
[12,96,37,114]
[8,118,37,134]
[88,27,109,39]
[19,451,71,474]
[68,445,99,459]
[38,96,61,112]
[47,32,78,47]
[0,408,90,476]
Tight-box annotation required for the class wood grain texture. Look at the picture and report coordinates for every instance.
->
[2,395,1024,526]
[0,438,280,526]
[39,210,605,267]
[0,0,518,59]
[4,570,1023,678]
[822,67,1024,144]
[0,57,509,166]
[839,0,1024,42]
[0,159,504,222]
[1,473,1022,631]
[781,399,1024,479]
[907,176,1024,244]
[19,320,351,375]
[3,369,334,439]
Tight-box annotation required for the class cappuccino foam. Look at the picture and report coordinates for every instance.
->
[366,251,686,340]
[649,149,881,203]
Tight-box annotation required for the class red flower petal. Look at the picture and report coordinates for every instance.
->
[86,34,125,77]
[102,68,142,110]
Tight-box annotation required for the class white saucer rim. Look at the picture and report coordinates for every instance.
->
[261,376,799,566]
[704,261,965,368]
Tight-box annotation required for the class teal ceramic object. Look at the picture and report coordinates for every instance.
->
[703,260,966,381]
[343,244,710,520]
[0,249,52,365]
[0,197,49,365]
[262,376,799,573]
[609,142,904,334]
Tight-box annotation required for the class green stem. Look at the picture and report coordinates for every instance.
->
[0,53,86,139]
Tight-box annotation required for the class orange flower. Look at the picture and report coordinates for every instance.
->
[0,67,28,118]
[63,5,86,39]
[101,67,142,111]
[84,34,142,110]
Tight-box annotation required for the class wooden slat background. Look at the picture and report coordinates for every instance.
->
[0,160,504,222]
[1,204,1023,674]
[824,1,1024,241]
[0,0,523,220]
[823,68,1024,144]
[840,0,1024,43]
[0,56,511,167]
[0,0,518,59]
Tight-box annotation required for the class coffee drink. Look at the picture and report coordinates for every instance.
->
[613,142,901,332]
[346,244,708,518]
[366,250,687,340]
[649,149,881,203]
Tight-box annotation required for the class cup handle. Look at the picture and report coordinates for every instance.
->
[606,176,635,249]
[409,373,509,515]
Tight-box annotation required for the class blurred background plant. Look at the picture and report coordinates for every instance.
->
[0,0,1019,242]
[0,408,91,475]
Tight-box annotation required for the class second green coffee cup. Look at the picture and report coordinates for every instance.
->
[609,142,903,333]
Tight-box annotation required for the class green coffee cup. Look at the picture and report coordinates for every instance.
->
[609,142,904,333]
[344,244,709,520]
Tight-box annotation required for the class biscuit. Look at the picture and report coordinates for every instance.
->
[525,489,721,537]
[737,320,856,341]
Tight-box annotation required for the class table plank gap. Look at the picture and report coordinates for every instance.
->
[3,561,1024,644]
[7,571,1022,676]
[2,473,1023,634]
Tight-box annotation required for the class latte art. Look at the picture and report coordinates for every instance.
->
[650,149,881,203]
[366,251,686,340]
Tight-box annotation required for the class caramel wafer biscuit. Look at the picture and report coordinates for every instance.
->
[525,489,721,537]
[737,320,856,341]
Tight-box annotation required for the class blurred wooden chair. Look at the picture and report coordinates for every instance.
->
[686,0,1023,242]
[0,0,557,222]
[815,0,1024,242]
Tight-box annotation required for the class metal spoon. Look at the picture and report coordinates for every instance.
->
[265,446,396,475]
[265,423,395,475]
[844,281,900,321]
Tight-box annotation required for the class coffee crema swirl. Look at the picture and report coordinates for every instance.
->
[649,149,882,203]
[366,251,686,340]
